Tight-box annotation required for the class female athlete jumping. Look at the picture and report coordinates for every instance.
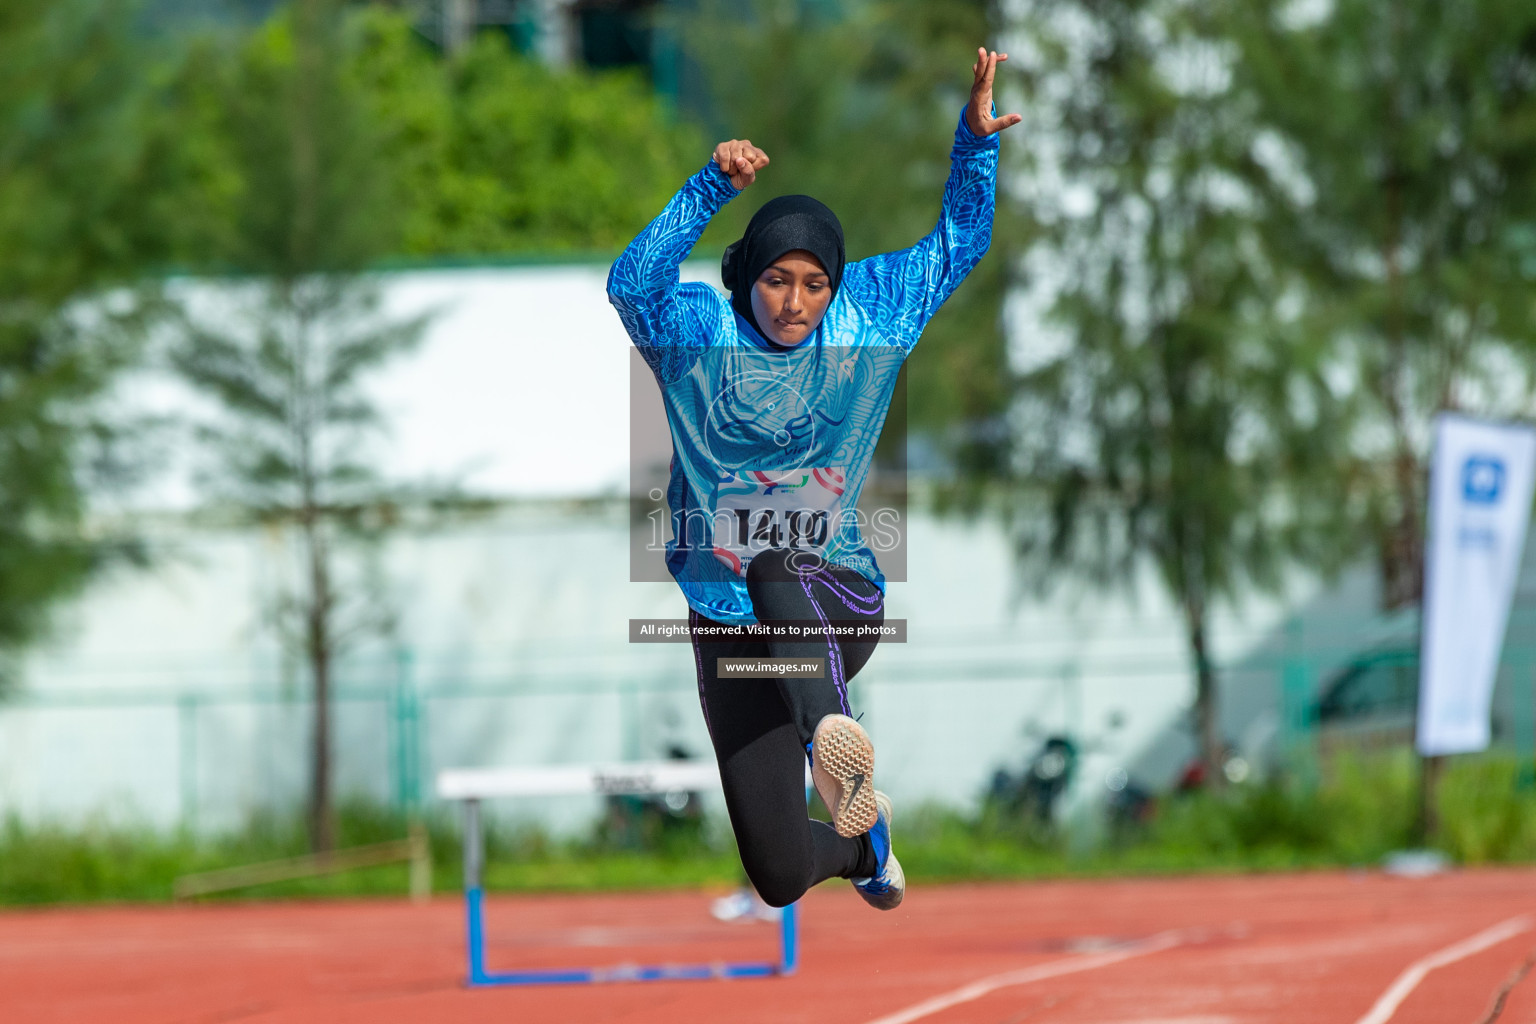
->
[608,48,1019,911]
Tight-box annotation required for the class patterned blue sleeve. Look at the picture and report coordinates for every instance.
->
[840,106,1000,352]
[607,161,741,384]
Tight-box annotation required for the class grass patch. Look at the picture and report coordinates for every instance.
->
[898,749,1536,882]
[5,750,1536,906]
[0,796,745,906]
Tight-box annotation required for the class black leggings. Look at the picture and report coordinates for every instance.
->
[689,548,886,906]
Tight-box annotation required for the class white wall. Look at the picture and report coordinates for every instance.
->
[2,498,1331,834]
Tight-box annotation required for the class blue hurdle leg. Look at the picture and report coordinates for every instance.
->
[779,900,798,975]
[466,885,489,984]
[462,798,487,985]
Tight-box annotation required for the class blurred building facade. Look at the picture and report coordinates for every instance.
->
[149,0,678,73]
[149,0,697,107]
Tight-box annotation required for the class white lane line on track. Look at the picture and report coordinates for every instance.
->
[862,930,1188,1024]
[1352,915,1534,1024]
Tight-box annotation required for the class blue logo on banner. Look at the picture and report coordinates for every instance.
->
[1463,455,1505,504]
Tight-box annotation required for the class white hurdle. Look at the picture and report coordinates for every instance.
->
[436,761,802,986]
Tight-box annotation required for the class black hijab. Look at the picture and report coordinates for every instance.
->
[720,194,846,341]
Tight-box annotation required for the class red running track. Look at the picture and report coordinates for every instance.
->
[5,869,1536,1024]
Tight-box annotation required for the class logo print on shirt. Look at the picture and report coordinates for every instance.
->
[703,369,819,478]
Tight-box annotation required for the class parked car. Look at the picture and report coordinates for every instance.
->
[1311,647,1419,755]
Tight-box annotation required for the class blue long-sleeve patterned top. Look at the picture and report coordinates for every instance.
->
[608,105,999,624]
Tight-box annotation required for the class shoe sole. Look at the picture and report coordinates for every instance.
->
[811,715,878,838]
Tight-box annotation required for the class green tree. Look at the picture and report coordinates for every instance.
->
[350,7,705,257]
[170,0,428,852]
[0,0,177,694]
[983,0,1354,779]
[1222,0,1536,610]
[153,7,707,264]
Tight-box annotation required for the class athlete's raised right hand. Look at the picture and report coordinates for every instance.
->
[713,139,770,190]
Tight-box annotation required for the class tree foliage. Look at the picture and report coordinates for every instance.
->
[0,0,176,693]
[963,0,1536,778]
[985,0,1360,776]
[158,5,706,265]
[1223,0,1536,609]
[352,8,705,257]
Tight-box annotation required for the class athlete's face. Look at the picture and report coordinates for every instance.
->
[751,250,832,346]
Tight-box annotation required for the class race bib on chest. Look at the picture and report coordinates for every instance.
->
[709,467,848,577]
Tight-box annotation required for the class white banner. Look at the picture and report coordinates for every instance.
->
[1417,413,1536,755]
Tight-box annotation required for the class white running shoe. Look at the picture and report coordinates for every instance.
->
[810,713,878,838]
[711,887,782,923]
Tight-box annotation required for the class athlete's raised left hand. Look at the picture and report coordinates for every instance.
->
[966,47,1022,137]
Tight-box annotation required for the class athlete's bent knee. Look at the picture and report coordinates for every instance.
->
[742,858,810,908]
[750,875,808,909]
